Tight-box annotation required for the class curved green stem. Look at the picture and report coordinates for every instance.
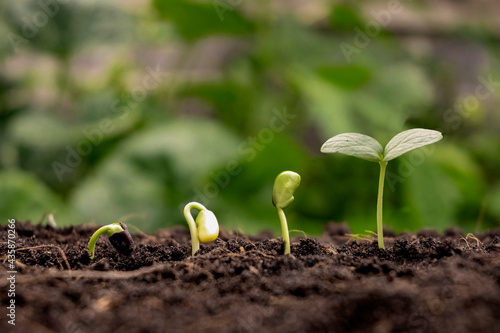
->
[277,207,291,254]
[88,223,124,259]
[377,161,388,249]
[184,202,207,256]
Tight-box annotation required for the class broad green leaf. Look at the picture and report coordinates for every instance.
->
[9,109,140,150]
[272,171,301,209]
[9,113,81,149]
[180,82,253,133]
[317,65,371,90]
[383,129,443,162]
[328,4,364,31]
[321,133,383,162]
[153,0,254,41]
[350,64,432,135]
[290,68,352,135]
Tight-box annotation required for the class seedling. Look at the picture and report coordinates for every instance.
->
[321,128,443,249]
[88,222,134,259]
[183,202,219,255]
[272,171,301,254]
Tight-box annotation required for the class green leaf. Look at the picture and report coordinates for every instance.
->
[321,133,383,162]
[290,68,352,136]
[180,82,253,132]
[383,129,443,162]
[317,65,371,90]
[328,4,364,31]
[272,171,301,209]
[9,113,81,149]
[349,64,432,134]
[153,0,254,41]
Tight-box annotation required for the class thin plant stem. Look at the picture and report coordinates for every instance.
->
[377,161,388,249]
[277,207,290,254]
[184,202,206,256]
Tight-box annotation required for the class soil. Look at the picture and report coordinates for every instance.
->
[1,221,500,333]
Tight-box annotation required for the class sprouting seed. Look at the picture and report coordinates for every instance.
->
[88,222,134,259]
[183,202,219,256]
[272,171,301,254]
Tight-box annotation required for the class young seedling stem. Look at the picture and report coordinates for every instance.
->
[184,202,219,256]
[273,171,301,254]
[377,161,387,249]
[277,206,290,254]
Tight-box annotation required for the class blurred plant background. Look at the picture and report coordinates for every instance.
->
[1,0,499,235]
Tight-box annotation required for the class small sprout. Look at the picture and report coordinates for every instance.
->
[48,213,57,228]
[183,202,219,256]
[321,128,442,249]
[273,171,301,254]
[88,222,134,259]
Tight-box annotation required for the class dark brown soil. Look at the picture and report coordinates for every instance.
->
[1,222,500,333]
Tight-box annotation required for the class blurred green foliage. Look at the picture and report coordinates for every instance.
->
[1,0,499,235]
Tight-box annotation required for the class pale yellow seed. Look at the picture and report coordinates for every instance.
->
[196,209,219,243]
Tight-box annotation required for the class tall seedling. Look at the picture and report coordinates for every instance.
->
[321,129,443,249]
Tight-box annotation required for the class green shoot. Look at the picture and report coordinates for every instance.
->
[321,128,443,249]
[88,222,134,259]
[272,171,301,254]
[184,202,219,256]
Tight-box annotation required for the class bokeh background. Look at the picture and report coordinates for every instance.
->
[1,0,499,236]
